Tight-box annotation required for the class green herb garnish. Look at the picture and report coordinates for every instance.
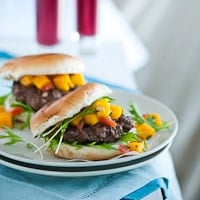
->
[121,132,141,143]
[11,101,34,130]
[0,93,11,105]
[0,127,43,159]
[129,103,145,124]
[129,102,172,131]
[87,142,116,150]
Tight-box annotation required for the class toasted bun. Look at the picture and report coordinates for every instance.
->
[0,53,85,80]
[50,143,122,161]
[30,83,112,138]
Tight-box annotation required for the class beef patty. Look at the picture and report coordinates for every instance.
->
[63,115,133,144]
[12,82,68,110]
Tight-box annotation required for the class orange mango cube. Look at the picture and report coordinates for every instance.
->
[128,141,144,153]
[110,104,123,119]
[84,114,99,125]
[20,76,33,86]
[136,123,155,139]
[70,74,85,86]
[0,112,13,128]
[92,99,111,118]
[32,75,52,90]
[53,75,74,91]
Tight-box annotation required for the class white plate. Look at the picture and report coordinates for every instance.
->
[0,88,178,176]
[0,142,171,177]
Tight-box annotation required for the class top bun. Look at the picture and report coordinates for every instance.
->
[30,83,112,138]
[0,53,85,81]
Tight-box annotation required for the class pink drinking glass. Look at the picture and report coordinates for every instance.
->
[36,0,60,45]
[76,0,97,37]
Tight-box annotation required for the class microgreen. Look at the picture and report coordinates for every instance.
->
[38,106,96,153]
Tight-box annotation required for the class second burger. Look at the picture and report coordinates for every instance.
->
[0,53,86,128]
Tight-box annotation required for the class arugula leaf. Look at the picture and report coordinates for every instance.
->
[0,93,11,105]
[101,96,115,103]
[70,142,83,150]
[71,106,96,122]
[121,132,141,143]
[17,111,32,130]
[0,127,22,145]
[11,101,34,130]
[86,142,116,150]
[129,103,144,124]
[94,143,116,150]
[129,102,172,132]
[11,101,34,112]
[0,127,43,159]
[141,112,172,131]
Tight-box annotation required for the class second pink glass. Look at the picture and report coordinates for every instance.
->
[77,0,97,36]
[36,0,60,45]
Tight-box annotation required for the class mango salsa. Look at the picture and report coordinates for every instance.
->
[136,123,156,139]
[53,75,74,91]
[70,74,85,86]
[92,99,111,118]
[110,104,123,119]
[0,105,5,112]
[84,114,99,125]
[20,75,33,86]
[128,141,145,153]
[71,116,83,126]
[32,75,53,91]
[0,112,13,128]
[145,113,163,126]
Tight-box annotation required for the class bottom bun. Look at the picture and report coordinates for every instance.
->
[50,143,122,161]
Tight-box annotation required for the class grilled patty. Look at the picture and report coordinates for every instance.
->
[13,82,68,110]
[63,115,133,144]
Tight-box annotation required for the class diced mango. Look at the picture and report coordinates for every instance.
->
[20,76,33,86]
[136,123,155,139]
[92,99,111,118]
[0,112,13,128]
[32,75,53,90]
[70,74,85,86]
[128,141,144,153]
[84,114,99,125]
[0,105,5,112]
[110,104,123,119]
[53,75,74,91]
[71,116,83,126]
[150,113,163,126]
[144,113,163,126]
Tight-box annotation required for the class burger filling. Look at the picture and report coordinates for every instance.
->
[41,98,171,155]
[13,82,66,111]
[41,97,141,154]
[13,74,85,110]
[64,115,133,143]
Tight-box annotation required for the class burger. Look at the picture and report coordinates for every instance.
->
[0,53,85,129]
[30,83,144,161]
